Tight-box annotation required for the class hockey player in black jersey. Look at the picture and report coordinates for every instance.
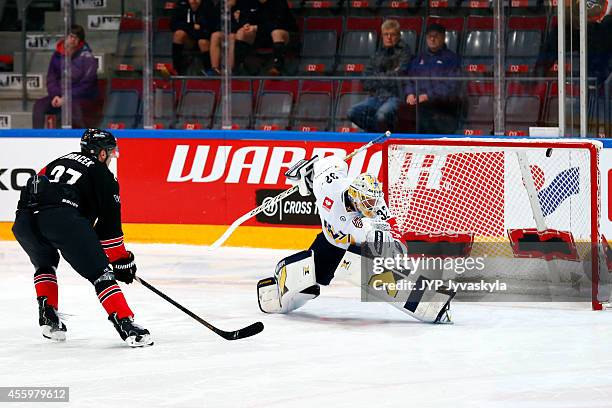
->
[12,128,153,347]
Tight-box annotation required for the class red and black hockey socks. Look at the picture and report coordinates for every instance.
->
[34,267,58,309]
[100,236,129,263]
[95,278,133,320]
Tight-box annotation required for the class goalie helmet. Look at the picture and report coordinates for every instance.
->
[81,128,118,159]
[347,173,384,218]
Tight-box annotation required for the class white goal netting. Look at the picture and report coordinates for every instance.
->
[384,139,604,308]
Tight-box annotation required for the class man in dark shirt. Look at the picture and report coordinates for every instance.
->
[207,0,239,75]
[403,23,461,134]
[12,129,152,348]
[233,0,297,75]
[171,0,212,74]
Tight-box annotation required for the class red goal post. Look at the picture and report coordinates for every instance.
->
[381,138,603,310]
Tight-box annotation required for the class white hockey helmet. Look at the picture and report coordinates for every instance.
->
[347,173,384,218]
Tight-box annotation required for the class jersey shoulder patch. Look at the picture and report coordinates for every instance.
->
[322,196,334,211]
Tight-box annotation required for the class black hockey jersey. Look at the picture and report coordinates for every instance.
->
[17,152,123,242]
[170,0,208,32]
[236,0,296,30]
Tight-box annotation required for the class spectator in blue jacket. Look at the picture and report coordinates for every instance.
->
[32,25,98,128]
[403,23,460,134]
[348,19,412,133]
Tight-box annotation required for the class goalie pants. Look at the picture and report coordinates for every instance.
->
[308,233,347,286]
[12,208,111,283]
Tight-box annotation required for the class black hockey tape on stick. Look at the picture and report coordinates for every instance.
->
[135,277,264,340]
[210,131,392,249]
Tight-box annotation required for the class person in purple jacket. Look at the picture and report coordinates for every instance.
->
[32,25,99,129]
[403,23,461,134]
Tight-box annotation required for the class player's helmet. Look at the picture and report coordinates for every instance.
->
[80,128,118,158]
[347,173,384,218]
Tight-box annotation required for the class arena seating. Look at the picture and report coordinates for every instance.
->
[505,81,547,135]
[176,79,219,130]
[212,80,258,130]
[292,80,334,131]
[505,16,547,75]
[0,0,607,136]
[101,78,142,129]
[459,81,494,135]
[336,17,382,75]
[462,16,494,75]
[254,79,299,130]
[298,17,343,75]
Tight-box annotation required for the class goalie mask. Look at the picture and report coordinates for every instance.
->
[347,173,384,218]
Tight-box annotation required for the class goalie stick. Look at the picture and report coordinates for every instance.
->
[210,131,392,249]
[135,277,264,340]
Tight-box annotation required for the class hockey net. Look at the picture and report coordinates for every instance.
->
[382,138,605,309]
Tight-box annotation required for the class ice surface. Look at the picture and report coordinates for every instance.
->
[2,241,612,408]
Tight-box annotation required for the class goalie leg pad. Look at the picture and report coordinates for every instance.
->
[337,245,456,323]
[257,250,320,314]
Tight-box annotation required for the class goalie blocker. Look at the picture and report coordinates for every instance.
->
[257,236,454,323]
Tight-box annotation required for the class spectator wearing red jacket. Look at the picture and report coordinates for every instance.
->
[32,25,98,128]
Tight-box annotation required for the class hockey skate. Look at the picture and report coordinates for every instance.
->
[108,313,153,347]
[37,296,67,341]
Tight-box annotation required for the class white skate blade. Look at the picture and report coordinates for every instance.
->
[125,334,154,348]
[42,325,66,342]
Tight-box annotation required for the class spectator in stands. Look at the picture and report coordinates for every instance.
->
[536,4,612,88]
[32,24,98,129]
[207,0,239,75]
[347,19,412,133]
[403,23,460,135]
[233,0,297,76]
[171,0,213,75]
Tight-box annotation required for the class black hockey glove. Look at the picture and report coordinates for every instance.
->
[112,252,137,284]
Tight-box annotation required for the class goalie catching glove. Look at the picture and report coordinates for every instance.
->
[285,156,319,196]
[112,251,137,284]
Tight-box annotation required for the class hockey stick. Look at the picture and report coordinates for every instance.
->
[210,131,392,249]
[135,277,264,340]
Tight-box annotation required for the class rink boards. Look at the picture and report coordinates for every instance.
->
[0,129,611,249]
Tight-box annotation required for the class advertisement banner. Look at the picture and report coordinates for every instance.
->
[25,34,62,50]
[87,15,121,31]
[255,189,319,225]
[0,134,609,244]
[0,74,43,90]
[118,138,382,226]
[74,0,106,9]
[0,138,79,220]
[0,115,10,129]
